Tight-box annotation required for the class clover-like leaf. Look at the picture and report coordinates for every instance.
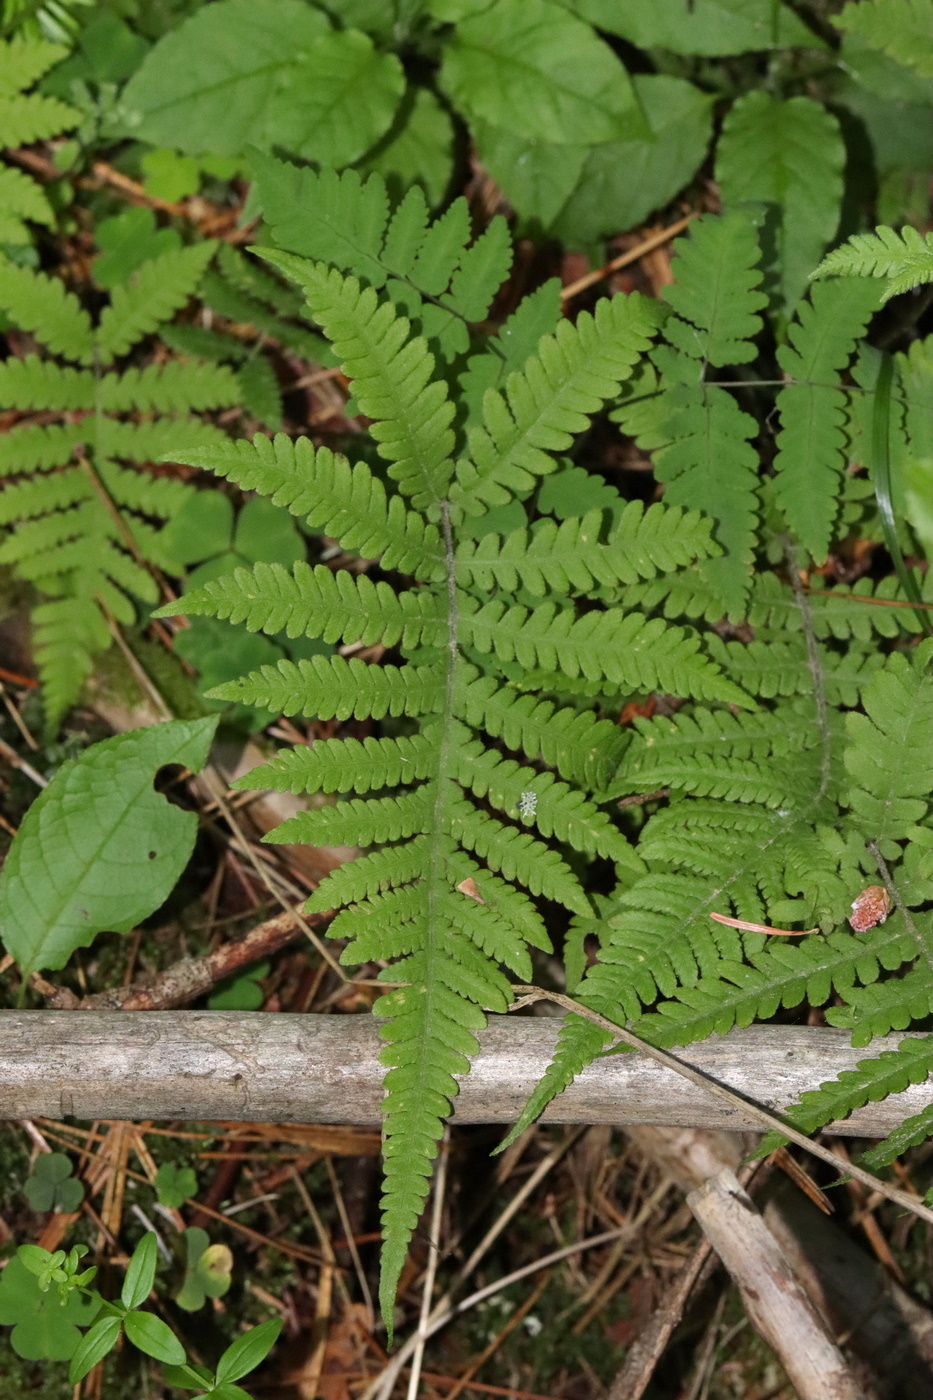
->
[154,1162,198,1209]
[0,1257,99,1361]
[175,1228,233,1312]
[23,1153,83,1213]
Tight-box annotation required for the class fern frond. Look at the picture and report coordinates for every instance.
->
[748,572,924,642]
[270,788,431,848]
[844,641,933,849]
[825,955,933,1043]
[0,35,70,93]
[455,671,626,790]
[638,912,917,1047]
[759,1033,933,1146]
[168,434,445,579]
[0,165,54,241]
[305,839,431,911]
[158,561,447,648]
[662,212,766,366]
[259,250,457,514]
[207,656,445,721]
[773,279,881,559]
[497,1015,610,1151]
[707,635,885,705]
[451,293,661,515]
[812,225,933,303]
[30,595,109,732]
[454,502,719,596]
[0,90,78,145]
[651,383,760,616]
[453,737,635,864]
[239,733,438,795]
[861,1099,933,1170]
[461,598,751,706]
[611,702,830,806]
[95,242,217,361]
[99,361,239,413]
[445,796,589,914]
[0,258,94,363]
[253,155,511,339]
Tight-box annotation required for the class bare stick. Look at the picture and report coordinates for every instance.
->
[2,1013,933,1139]
[689,1169,869,1400]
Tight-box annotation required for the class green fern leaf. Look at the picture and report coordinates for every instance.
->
[0,258,94,363]
[95,243,217,361]
[455,671,625,790]
[825,955,933,1043]
[452,292,661,515]
[239,734,438,795]
[844,641,933,850]
[99,361,239,413]
[444,795,589,914]
[0,90,79,145]
[461,596,751,706]
[812,225,933,303]
[207,655,445,721]
[757,1033,933,1152]
[159,561,447,648]
[0,165,55,241]
[716,91,844,309]
[305,840,431,911]
[453,737,636,864]
[270,788,432,848]
[861,1100,933,1171]
[167,434,445,579]
[663,212,767,365]
[773,280,881,560]
[455,502,719,596]
[259,250,457,514]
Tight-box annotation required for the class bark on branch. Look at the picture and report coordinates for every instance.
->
[1,1014,931,1131]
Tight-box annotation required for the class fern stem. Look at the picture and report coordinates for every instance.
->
[783,539,832,802]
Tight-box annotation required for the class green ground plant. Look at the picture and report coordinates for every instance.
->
[0,0,931,1389]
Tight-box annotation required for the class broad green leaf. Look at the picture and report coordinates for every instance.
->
[564,0,822,53]
[550,75,714,246]
[68,1315,122,1383]
[215,1319,283,1384]
[440,0,646,146]
[471,121,587,231]
[0,717,218,975]
[716,92,844,310]
[837,0,933,79]
[360,87,456,208]
[121,1233,157,1311]
[264,30,404,166]
[121,0,330,156]
[123,1310,186,1365]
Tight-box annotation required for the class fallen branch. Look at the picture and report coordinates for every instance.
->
[0,1014,931,1137]
[35,910,316,1010]
[689,1169,869,1400]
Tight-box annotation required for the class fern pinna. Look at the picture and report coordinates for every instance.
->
[501,220,933,1170]
[155,159,750,1328]
[0,241,238,727]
